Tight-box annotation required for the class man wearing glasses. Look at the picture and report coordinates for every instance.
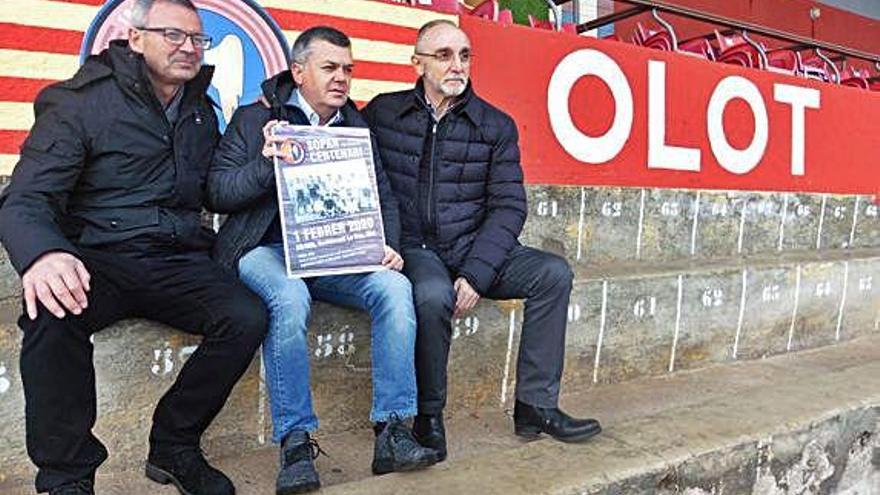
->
[0,1,267,494]
[363,20,602,462]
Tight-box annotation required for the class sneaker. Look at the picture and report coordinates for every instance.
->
[146,446,234,495]
[372,415,440,475]
[276,431,322,494]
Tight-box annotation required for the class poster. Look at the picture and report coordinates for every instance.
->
[273,124,386,278]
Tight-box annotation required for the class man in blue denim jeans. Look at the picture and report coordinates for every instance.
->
[207,27,439,495]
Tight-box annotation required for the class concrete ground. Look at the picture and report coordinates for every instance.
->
[5,333,880,495]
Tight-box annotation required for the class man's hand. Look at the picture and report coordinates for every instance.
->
[453,277,479,319]
[22,251,91,320]
[261,119,289,159]
[382,246,404,271]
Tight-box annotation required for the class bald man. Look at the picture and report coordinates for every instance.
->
[362,20,601,462]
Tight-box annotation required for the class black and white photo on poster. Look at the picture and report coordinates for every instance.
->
[272,124,386,278]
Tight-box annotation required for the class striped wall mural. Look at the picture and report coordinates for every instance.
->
[0,0,457,177]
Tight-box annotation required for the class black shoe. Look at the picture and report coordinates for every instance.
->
[412,413,447,462]
[146,446,235,495]
[513,399,602,443]
[372,416,440,475]
[276,431,322,495]
[49,480,94,495]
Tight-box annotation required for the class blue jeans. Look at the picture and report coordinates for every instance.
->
[239,243,418,443]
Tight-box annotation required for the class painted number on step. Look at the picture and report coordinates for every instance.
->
[633,296,657,319]
[150,343,199,376]
[660,201,680,217]
[865,204,878,217]
[761,284,781,303]
[536,200,558,217]
[858,276,872,293]
[748,199,777,217]
[452,316,480,340]
[794,204,812,217]
[701,288,724,308]
[600,201,622,218]
[314,332,355,359]
[709,200,729,217]
[814,281,832,298]
[832,205,847,219]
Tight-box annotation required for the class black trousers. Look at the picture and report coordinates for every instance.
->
[402,245,573,415]
[18,247,268,492]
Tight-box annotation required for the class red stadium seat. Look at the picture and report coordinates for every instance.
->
[839,65,871,89]
[678,37,715,60]
[633,22,673,51]
[469,0,499,20]
[714,30,766,69]
[765,49,802,75]
[497,9,514,26]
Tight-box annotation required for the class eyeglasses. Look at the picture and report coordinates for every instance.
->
[414,48,473,64]
[137,26,213,50]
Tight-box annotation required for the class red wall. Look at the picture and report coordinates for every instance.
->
[614,0,880,56]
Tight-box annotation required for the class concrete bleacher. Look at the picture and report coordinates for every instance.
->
[1,185,878,492]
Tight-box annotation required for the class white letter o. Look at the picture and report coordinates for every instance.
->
[706,76,768,175]
[547,49,633,164]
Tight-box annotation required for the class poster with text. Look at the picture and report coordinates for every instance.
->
[273,124,386,278]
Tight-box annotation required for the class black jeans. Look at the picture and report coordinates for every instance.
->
[18,247,268,492]
[402,245,573,415]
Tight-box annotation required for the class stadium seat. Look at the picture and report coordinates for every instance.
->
[802,50,840,83]
[714,30,766,69]
[839,65,871,89]
[765,48,802,75]
[469,0,499,20]
[632,22,673,51]
[678,37,716,60]
[497,9,514,26]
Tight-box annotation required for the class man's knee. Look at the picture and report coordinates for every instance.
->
[368,270,413,308]
[412,279,455,317]
[214,287,269,348]
[536,255,574,294]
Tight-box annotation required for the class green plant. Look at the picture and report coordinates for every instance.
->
[499,0,549,25]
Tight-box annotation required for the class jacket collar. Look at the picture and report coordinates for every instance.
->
[399,78,482,126]
[261,69,365,128]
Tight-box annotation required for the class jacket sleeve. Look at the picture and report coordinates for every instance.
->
[205,107,276,213]
[371,132,401,252]
[457,116,527,294]
[0,87,85,275]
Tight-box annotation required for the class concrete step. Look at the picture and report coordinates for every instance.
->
[521,187,880,266]
[3,331,878,494]
[1,249,878,484]
[2,188,877,305]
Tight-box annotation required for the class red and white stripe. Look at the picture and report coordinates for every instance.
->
[0,0,456,176]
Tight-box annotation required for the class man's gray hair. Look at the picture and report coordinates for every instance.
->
[130,0,199,27]
[290,26,351,64]
[415,19,459,51]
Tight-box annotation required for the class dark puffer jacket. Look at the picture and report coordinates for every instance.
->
[207,70,400,271]
[362,80,526,294]
[0,40,218,274]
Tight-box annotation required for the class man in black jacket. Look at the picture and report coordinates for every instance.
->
[0,1,268,494]
[362,20,602,461]
[207,27,437,495]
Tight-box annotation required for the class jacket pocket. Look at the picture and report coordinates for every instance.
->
[76,207,160,246]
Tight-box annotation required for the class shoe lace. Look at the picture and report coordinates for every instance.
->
[285,437,329,466]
